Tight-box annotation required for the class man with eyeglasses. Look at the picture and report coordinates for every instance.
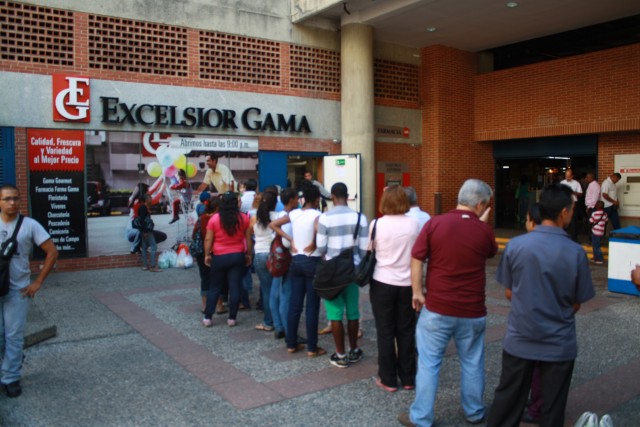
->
[0,184,58,397]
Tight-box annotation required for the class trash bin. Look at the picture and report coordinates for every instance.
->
[608,225,640,296]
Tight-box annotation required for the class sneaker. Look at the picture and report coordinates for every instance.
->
[227,319,237,327]
[599,414,613,427]
[4,381,21,398]
[348,348,363,364]
[202,318,212,328]
[329,353,350,368]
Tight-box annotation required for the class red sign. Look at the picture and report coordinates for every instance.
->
[52,75,90,122]
[620,168,640,173]
[141,132,173,157]
[28,129,85,172]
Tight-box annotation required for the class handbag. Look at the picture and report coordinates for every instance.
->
[313,213,361,300]
[0,215,24,297]
[353,219,377,287]
[266,235,291,277]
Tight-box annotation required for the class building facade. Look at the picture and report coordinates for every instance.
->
[1,0,639,271]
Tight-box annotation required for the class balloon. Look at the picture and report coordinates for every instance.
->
[147,162,162,178]
[164,164,177,178]
[160,154,173,168]
[173,154,187,170]
[186,163,197,178]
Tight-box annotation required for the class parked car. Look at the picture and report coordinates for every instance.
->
[87,180,112,216]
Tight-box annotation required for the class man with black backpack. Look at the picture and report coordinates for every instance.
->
[315,183,369,368]
[0,184,58,397]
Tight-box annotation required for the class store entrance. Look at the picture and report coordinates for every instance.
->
[493,135,598,230]
[495,156,596,229]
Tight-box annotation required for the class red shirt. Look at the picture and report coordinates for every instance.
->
[206,212,249,255]
[411,209,497,318]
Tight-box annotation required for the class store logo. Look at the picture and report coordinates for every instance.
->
[53,75,90,122]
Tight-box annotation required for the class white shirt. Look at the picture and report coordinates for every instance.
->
[600,177,618,208]
[202,162,236,193]
[560,178,582,202]
[406,206,431,231]
[253,211,278,253]
[288,208,321,257]
[240,191,256,214]
[2,216,51,290]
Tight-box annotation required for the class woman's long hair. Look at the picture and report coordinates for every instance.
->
[218,192,242,236]
[256,192,277,228]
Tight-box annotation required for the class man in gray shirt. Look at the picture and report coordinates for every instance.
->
[487,183,595,427]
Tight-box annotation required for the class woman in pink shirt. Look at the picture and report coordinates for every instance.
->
[202,192,252,327]
[370,185,420,392]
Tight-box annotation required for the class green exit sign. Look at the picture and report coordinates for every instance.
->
[336,159,345,166]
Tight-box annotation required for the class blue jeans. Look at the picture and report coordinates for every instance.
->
[204,253,245,320]
[254,252,273,328]
[0,289,31,384]
[591,234,603,261]
[271,272,292,334]
[286,256,320,351]
[140,232,157,268]
[410,308,486,426]
[242,265,253,307]
[195,254,210,295]
[126,227,141,252]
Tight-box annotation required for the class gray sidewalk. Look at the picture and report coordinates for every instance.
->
[2,255,639,427]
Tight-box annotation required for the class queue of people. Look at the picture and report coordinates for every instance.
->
[124,165,617,427]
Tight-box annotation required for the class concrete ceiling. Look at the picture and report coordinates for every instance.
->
[293,0,640,51]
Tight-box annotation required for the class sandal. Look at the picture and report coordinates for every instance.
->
[307,347,327,358]
[318,325,333,335]
[287,343,305,354]
[255,324,275,332]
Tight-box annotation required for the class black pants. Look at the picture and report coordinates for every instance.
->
[487,350,574,427]
[566,207,579,242]
[369,279,417,388]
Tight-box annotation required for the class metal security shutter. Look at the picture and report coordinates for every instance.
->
[0,128,16,185]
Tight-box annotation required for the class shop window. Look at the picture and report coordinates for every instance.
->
[0,128,15,185]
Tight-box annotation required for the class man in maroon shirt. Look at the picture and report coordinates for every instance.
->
[398,179,497,427]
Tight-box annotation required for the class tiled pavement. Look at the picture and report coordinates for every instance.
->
[1,251,639,426]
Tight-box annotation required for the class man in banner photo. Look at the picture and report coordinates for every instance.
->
[197,154,236,194]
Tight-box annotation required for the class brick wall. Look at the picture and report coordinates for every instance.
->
[475,43,640,141]
[598,133,640,177]
[419,45,494,214]
[0,0,416,103]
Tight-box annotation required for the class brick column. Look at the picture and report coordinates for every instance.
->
[420,45,492,213]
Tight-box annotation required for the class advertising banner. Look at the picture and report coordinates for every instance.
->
[28,129,87,258]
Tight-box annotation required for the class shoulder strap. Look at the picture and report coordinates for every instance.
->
[371,218,378,241]
[10,215,24,241]
[351,212,361,250]
[352,212,361,239]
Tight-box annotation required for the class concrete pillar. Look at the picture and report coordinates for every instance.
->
[341,23,375,219]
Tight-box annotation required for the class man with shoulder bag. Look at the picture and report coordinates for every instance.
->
[315,183,369,368]
[0,184,58,397]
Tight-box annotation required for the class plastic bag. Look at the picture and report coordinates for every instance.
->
[183,254,194,268]
[158,249,178,269]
